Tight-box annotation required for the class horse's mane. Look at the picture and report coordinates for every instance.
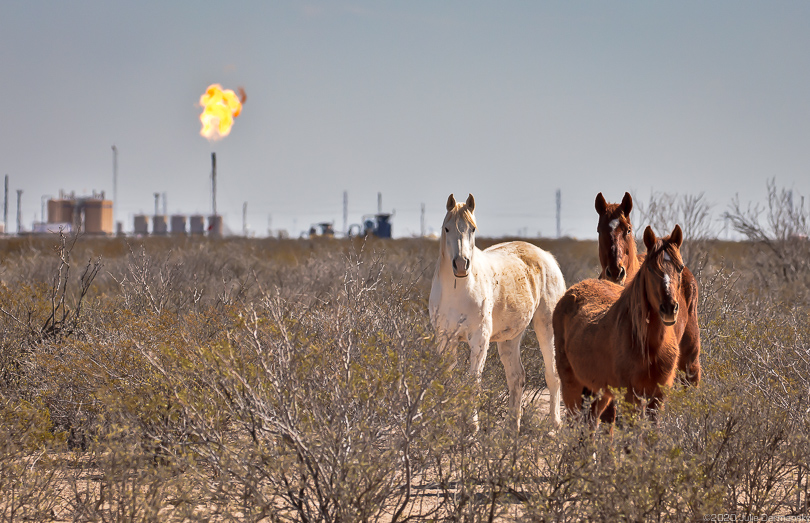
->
[619,237,683,351]
[623,260,651,351]
[443,203,477,235]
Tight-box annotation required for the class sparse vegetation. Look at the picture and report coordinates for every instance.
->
[0,184,808,521]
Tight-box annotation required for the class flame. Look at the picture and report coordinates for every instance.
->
[199,84,246,141]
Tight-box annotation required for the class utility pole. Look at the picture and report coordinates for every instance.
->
[377,192,382,214]
[162,192,167,216]
[154,193,160,217]
[420,203,425,237]
[211,153,217,216]
[112,145,118,228]
[3,175,8,233]
[343,190,348,235]
[242,201,248,237]
[555,189,561,239]
[16,189,22,234]
[41,195,52,224]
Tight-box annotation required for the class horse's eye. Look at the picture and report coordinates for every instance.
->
[626,228,632,236]
[678,265,685,274]
[445,227,449,233]
[471,227,476,233]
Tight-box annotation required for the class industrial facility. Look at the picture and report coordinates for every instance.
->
[44,190,113,235]
[3,150,396,239]
[132,213,219,236]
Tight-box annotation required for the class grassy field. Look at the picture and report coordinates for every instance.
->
[0,231,808,521]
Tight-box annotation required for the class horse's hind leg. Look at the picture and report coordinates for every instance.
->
[533,315,562,427]
[496,336,525,433]
[552,329,589,424]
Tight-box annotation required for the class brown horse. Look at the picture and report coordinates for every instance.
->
[595,192,701,386]
[554,225,687,422]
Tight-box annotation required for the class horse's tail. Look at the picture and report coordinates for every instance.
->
[548,254,567,303]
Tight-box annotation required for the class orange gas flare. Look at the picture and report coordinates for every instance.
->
[199,84,246,141]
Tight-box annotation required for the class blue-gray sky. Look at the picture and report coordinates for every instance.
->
[2,2,809,238]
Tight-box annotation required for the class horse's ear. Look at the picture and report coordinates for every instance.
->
[669,224,683,248]
[446,194,456,211]
[621,192,633,216]
[595,193,607,215]
[643,226,656,251]
[466,193,475,212]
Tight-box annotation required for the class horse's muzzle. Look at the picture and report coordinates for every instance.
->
[605,266,626,285]
[453,256,470,278]
[659,302,679,326]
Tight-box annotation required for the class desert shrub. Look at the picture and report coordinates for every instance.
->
[0,221,808,520]
[635,190,716,270]
[0,400,63,522]
[724,179,810,303]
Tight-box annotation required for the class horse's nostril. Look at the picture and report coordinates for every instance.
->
[606,267,613,279]
[659,302,678,316]
[618,267,626,279]
[465,259,470,270]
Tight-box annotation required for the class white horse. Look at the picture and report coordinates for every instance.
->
[429,193,565,430]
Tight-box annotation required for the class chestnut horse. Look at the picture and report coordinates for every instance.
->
[594,192,701,386]
[429,194,566,430]
[553,225,686,422]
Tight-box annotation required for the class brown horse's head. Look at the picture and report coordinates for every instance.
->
[641,224,685,326]
[442,193,477,278]
[595,192,636,285]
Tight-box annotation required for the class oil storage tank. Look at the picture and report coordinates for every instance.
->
[171,215,187,235]
[134,215,149,235]
[190,215,205,235]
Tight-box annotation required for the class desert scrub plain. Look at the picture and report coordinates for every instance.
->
[0,198,809,521]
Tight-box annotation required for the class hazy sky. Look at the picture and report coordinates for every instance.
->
[2,2,809,238]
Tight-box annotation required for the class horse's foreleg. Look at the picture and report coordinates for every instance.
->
[497,336,525,433]
[467,329,491,433]
[467,330,490,380]
[679,311,702,386]
[625,389,663,424]
[678,271,702,386]
[534,317,562,427]
[590,392,614,430]
[437,333,460,372]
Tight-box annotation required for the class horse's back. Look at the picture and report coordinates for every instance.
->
[478,241,565,340]
[554,279,621,329]
[483,241,565,298]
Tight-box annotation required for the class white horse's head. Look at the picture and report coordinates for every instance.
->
[442,193,477,278]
